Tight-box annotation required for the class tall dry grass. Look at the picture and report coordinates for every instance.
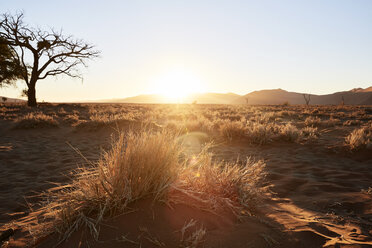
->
[345,124,372,150]
[14,112,59,129]
[219,120,246,141]
[15,130,267,244]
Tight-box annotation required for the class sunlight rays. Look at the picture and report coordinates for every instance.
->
[148,67,206,100]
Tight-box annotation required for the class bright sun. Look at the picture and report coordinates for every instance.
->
[149,68,205,100]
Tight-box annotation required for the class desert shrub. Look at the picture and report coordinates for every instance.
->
[278,123,302,142]
[324,117,341,127]
[75,113,136,131]
[62,114,80,125]
[171,149,267,215]
[255,112,276,123]
[14,112,59,129]
[345,125,372,150]
[277,110,296,118]
[15,130,267,243]
[163,117,213,134]
[57,107,68,117]
[304,116,321,127]
[219,120,246,141]
[245,121,274,145]
[301,126,319,140]
[184,117,213,133]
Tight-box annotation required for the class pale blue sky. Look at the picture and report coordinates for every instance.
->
[1,0,372,101]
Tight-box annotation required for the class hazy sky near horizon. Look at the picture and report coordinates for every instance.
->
[1,0,372,102]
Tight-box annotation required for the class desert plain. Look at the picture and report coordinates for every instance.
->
[0,103,371,248]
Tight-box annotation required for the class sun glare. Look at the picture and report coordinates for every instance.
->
[149,68,205,100]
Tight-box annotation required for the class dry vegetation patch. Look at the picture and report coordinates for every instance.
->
[13,112,59,129]
[2,103,372,247]
[10,130,267,245]
[345,124,372,150]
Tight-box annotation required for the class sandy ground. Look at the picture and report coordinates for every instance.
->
[0,105,371,247]
[0,124,113,224]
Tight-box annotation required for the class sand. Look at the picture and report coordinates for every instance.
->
[0,104,371,247]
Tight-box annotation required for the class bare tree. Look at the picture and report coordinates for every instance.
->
[341,96,345,106]
[0,12,100,106]
[303,94,311,106]
[245,97,249,105]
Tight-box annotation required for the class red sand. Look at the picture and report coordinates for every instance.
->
[1,105,372,247]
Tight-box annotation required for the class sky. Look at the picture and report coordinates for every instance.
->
[1,0,372,102]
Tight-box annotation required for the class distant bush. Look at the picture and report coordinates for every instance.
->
[301,126,319,140]
[304,116,321,127]
[245,121,274,145]
[278,123,302,142]
[219,120,246,141]
[14,112,59,129]
[276,110,296,118]
[62,114,80,125]
[345,125,372,150]
[74,113,136,131]
[324,117,341,127]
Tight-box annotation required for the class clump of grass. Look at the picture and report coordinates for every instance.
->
[245,121,274,145]
[16,131,182,242]
[276,110,296,118]
[63,114,80,125]
[324,117,341,127]
[178,219,207,248]
[278,123,302,142]
[304,116,321,127]
[75,113,136,131]
[14,112,59,129]
[219,120,246,141]
[301,126,319,140]
[165,117,213,134]
[184,117,213,133]
[171,149,267,215]
[345,124,372,150]
[15,130,267,244]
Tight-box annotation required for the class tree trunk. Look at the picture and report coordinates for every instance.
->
[27,85,37,107]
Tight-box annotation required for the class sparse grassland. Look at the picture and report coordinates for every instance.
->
[1,103,372,247]
[1,104,371,146]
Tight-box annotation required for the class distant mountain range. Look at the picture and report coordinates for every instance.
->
[102,93,241,104]
[2,86,372,105]
[100,86,372,105]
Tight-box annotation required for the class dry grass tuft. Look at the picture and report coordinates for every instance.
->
[345,124,372,150]
[304,116,322,127]
[278,123,301,142]
[178,219,206,248]
[301,126,319,140]
[245,121,274,145]
[171,147,267,215]
[219,120,246,141]
[13,130,267,245]
[14,112,59,129]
